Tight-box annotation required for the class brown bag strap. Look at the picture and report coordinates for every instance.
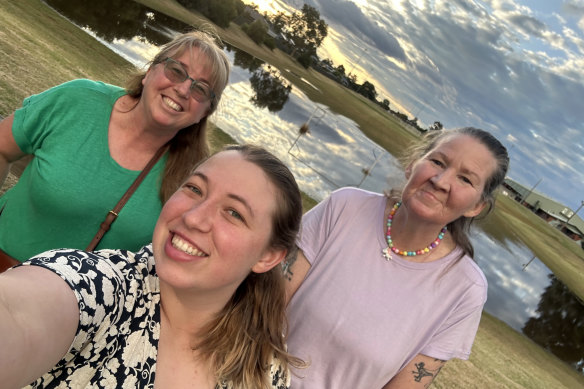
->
[86,144,168,251]
[0,248,19,272]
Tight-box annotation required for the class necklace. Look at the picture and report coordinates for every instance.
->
[381,201,447,261]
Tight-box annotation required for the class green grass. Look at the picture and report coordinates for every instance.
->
[478,194,584,300]
[435,313,584,388]
[1,0,583,386]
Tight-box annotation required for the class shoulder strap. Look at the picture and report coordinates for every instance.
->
[85,144,168,251]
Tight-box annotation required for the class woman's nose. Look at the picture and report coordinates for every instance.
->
[430,170,451,190]
[174,79,192,98]
[182,201,214,231]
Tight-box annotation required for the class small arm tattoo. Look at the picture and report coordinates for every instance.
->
[412,359,445,387]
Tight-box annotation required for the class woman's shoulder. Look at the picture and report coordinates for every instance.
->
[448,252,488,302]
[53,79,124,95]
[22,244,155,282]
[23,79,124,107]
[328,187,384,206]
[458,254,487,285]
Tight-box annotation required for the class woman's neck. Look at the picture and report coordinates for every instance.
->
[108,96,172,170]
[384,198,455,262]
[156,301,216,389]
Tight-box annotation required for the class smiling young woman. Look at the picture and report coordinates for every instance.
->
[0,145,305,389]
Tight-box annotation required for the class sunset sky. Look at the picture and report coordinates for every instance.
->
[243,0,584,213]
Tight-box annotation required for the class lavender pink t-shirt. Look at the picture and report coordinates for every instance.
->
[287,187,487,388]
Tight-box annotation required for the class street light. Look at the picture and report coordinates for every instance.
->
[288,106,326,153]
[348,48,367,77]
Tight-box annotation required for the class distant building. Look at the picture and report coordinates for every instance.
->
[501,178,584,242]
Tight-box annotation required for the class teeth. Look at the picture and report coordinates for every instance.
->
[163,96,182,112]
[171,235,208,257]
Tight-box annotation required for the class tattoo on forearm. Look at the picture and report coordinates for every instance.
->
[411,359,445,386]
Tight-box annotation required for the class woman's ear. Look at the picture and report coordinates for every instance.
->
[142,66,153,86]
[463,200,487,218]
[405,163,413,179]
[251,249,287,274]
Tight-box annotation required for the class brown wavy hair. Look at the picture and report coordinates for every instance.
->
[388,127,509,260]
[125,29,231,202]
[195,145,306,388]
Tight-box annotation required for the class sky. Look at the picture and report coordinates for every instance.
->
[243,0,584,212]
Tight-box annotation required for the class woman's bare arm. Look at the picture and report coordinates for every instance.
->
[383,354,446,389]
[0,266,78,388]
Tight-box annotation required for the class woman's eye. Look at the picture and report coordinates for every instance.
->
[460,176,473,185]
[192,83,208,94]
[184,184,202,195]
[227,209,244,221]
[171,66,185,77]
[430,159,444,167]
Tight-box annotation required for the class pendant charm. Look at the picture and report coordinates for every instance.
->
[382,247,392,261]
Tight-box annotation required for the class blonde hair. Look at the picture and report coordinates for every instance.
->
[125,29,231,202]
[195,145,306,388]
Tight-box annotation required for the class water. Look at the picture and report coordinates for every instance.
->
[40,0,584,372]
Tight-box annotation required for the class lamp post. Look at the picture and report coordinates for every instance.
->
[357,150,381,187]
[288,106,326,153]
[348,48,367,78]
[521,177,542,204]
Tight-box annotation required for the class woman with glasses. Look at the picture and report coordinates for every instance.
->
[0,30,231,269]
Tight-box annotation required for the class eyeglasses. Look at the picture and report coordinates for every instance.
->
[162,57,216,105]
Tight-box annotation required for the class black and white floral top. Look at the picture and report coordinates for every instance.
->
[20,245,290,389]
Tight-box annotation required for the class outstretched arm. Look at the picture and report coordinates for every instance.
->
[383,354,446,389]
[0,266,78,388]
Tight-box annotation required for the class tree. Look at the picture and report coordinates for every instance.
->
[249,66,292,112]
[429,121,443,131]
[523,274,584,372]
[232,48,264,73]
[347,72,357,84]
[178,0,242,28]
[358,81,377,101]
[271,4,328,63]
[207,0,238,28]
[381,99,390,110]
[321,58,334,69]
[243,19,268,44]
[334,64,346,78]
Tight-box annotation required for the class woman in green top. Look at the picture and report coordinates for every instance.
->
[0,30,231,268]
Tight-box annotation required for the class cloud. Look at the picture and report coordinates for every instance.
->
[504,11,547,39]
[273,0,584,207]
[309,0,408,62]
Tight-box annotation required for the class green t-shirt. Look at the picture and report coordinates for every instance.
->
[0,79,165,261]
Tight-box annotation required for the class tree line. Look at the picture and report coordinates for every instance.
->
[177,0,442,132]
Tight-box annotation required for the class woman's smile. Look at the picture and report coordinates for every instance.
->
[171,233,208,257]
